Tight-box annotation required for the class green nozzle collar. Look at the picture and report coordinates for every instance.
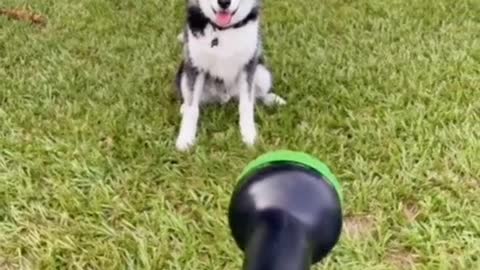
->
[238,150,343,203]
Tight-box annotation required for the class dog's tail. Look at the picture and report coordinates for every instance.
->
[254,64,286,106]
[177,32,184,43]
[254,64,272,95]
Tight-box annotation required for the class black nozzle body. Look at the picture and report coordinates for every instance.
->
[228,164,342,270]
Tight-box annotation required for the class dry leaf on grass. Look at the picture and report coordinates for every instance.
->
[0,8,47,27]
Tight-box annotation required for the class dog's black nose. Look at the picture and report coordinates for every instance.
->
[218,0,231,10]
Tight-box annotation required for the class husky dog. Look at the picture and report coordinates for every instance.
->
[174,0,286,151]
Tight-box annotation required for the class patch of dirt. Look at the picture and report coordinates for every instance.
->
[0,8,47,27]
[465,178,479,189]
[0,256,16,270]
[99,136,115,151]
[343,215,377,239]
[403,201,421,223]
[387,249,419,270]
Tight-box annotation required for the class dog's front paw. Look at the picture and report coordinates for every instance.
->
[176,105,200,151]
[240,122,257,146]
[176,131,196,151]
[175,121,197,151]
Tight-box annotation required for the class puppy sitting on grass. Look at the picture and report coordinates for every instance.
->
[174,0,285,151]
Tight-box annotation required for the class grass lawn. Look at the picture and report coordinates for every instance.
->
[1,0,480,269]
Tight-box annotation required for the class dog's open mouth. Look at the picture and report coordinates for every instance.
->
[212,8,237,28]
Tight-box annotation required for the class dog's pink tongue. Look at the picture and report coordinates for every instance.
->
[216,12,233,27]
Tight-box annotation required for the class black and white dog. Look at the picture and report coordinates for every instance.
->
[174,0,285,151]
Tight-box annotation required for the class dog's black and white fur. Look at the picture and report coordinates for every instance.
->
[174,0,285,151]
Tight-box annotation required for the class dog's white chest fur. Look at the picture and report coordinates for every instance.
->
[187,22,259,84]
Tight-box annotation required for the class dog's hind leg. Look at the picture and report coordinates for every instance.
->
[254,64,286,106]
[176,70,205,151]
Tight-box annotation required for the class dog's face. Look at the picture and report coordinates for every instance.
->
[197,0,258,28]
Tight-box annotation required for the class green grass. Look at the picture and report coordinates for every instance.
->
[1,0,479,269]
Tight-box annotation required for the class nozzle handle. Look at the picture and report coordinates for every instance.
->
[243,209,310,270]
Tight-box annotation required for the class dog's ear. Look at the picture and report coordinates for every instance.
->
[187,6,210,37]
